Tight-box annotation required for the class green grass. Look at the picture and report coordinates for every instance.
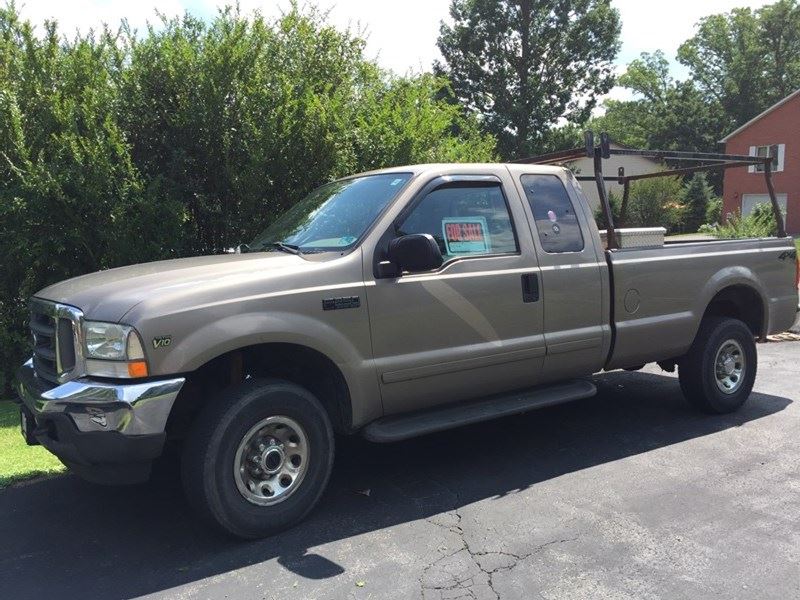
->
[795,238,800,253]
[0,401,64,488]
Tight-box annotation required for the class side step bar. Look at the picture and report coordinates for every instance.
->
[362,379,597,443]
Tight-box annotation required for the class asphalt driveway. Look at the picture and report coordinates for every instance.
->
[1,342,799,600]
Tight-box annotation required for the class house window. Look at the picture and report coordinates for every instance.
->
[750,144,785,173]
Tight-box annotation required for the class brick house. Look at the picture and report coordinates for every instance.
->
[721,88,800,234]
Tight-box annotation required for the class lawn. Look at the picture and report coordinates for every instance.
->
[795,238,800,254]
[0,401,64,488]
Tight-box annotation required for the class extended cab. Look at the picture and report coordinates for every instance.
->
[15,156,799,538]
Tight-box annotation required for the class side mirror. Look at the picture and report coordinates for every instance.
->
[386,234,443,274]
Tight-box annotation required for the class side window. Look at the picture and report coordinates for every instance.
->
[397,183,518,260]
[521,174,584,253]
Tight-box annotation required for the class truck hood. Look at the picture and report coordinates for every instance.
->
[35,253,311,322]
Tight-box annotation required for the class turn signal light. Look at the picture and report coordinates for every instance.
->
[127,361,149,378]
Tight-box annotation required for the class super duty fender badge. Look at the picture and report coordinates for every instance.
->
[322,296,360,311]
[152,335,172,349]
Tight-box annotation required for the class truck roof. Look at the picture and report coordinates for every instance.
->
[350,162,569,179]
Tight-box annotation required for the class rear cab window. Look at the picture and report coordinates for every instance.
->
[521,174,584,253]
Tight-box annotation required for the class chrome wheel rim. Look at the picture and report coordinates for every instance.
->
[714,339,745,395]
[233,416,309,506]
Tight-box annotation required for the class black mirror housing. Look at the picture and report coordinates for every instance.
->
[387,234,443,273]
[376,260,400,278]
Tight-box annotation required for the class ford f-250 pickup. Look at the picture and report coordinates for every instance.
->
[15,142,799,538]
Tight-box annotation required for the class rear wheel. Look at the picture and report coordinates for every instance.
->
[181,379,334,539]
[679,317,757,414]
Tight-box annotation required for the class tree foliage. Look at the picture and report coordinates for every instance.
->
[594,175,686,233]
[591,51,730,153]
[710,204,777,239]
[621,175,686,233]
[0,3,494,392]
[683,173,715,233]
[435,0,621,159]
[678,0,800,127]
[599,1,800,161]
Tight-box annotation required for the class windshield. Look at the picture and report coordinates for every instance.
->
[250,173,413,253]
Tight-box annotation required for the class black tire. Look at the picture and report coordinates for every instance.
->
[181,378,334,539]
[679,317,757,414]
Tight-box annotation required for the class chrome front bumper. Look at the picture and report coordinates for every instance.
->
[16,359,185,436]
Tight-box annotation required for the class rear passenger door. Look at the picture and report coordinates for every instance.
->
[514,172,607,381]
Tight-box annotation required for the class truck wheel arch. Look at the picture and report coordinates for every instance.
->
[153,310,382,436]
[168,343,356,437]
[701,284,766,339]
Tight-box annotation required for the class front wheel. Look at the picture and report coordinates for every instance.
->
[181,379,334,539]
[679,317,757,414]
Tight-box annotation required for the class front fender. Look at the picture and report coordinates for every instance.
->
[152,310,382,427]
[161,311,363,373]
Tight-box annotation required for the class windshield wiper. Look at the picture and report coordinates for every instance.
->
[268,241,303,255]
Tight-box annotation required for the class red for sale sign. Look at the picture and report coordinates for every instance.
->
[442,217,491,254]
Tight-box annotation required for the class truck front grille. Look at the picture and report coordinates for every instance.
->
[30,300,80,384]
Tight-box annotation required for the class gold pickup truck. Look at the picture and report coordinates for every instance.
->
[15,142,799,538]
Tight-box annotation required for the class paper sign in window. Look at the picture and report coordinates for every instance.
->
[442,217,491,255]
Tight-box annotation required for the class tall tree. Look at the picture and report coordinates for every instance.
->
[591,51,729,154]
[436,0,621,159]
[677,0,800,127]
[683,172,715,233]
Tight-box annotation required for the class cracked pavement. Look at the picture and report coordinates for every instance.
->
[420,509,580,600]
[2,342,799,599]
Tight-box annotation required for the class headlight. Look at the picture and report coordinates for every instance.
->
[82,321,148,378]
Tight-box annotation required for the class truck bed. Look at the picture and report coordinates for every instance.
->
[605,237,798,370]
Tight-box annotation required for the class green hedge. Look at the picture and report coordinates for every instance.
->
[0,5,496,393]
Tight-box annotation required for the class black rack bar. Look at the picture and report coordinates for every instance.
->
[764,162,787,237]
[623,160,757,182]
[609,148,760,163]
[517,132,788,242]
[511,146,587,165]
[621,180,631,226]
[593,146,618,248]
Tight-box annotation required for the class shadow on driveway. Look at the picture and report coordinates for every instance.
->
[0,371,791,599]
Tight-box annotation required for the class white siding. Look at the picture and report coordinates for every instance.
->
[564,149,662,212]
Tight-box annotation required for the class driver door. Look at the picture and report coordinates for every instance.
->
[365,174,545,415]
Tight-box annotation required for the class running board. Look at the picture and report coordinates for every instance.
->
[362,379,597,443]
